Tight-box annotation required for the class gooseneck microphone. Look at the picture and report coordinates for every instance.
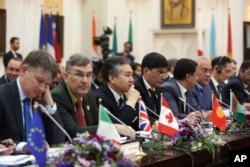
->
[178,97,204,121]
[38,103,73,143]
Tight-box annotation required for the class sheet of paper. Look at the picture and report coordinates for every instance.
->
[0,147,9,152]
[0,154,35,166]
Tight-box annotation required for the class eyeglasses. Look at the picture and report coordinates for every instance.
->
[67,72,93,79]
[152,69,168,77]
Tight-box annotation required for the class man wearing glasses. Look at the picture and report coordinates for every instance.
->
[134,52,168,127]
[52,55,136,139]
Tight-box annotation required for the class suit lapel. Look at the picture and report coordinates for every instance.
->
[8,81,24,138]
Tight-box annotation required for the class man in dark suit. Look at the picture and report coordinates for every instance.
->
[3,37,23,68]
[223,60,250,109]
[0,57,22,85]
[134,52,168,126]
[192,57,212,112]
[162,58,203,123]
[91,60,103,92]
[116,41,135,63]
[95,56,140,131]
[0,50,65,154]
[210,56,231,105]
[52,55,135,139]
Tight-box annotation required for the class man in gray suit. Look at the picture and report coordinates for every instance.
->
[162,58,203,123]
[52,54,135,139]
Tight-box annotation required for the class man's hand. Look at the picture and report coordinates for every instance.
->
[114,124,136,139]
[125,86,140,108]
[0,138,16,155]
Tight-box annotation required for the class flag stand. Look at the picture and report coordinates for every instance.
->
[136,145,146,156]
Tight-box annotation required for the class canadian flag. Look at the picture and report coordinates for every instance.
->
[158,97,179,136]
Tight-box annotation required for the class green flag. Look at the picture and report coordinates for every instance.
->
[112,21,117,56]
[230,92,246,124]
[97,105,121,142]
[128,15,133,43]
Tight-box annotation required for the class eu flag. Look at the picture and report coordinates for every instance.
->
[27,107,46,167]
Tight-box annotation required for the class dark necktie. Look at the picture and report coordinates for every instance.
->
[118,97,125,111]
[23,98,31,141]
[185,91,190,114]
[217,85,222,100]
[199,88,205,109]
[75,100,87,127]
[149,89,158,112]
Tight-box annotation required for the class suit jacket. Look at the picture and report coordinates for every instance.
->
[0,75,7,85]
[223,76,249,104]
[94,84,139,130]
[0,80,65,145]
[3,51,22,67]
[134,76,162,124]
[192,83,212,111]
[52,83,99,138]
[162,79,200,119]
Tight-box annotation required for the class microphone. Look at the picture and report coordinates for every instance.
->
[244,89,250,96]
[138,100,159,118]
[217,99,230,108]
[178,97,204,121]
[38,103,73,143]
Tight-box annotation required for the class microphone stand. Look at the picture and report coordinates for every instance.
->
[38,103,73,143]
[178,97,205,122]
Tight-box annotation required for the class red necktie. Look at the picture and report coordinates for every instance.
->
[75,100,86,127]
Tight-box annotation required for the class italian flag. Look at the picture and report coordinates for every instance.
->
[97,105,121,142]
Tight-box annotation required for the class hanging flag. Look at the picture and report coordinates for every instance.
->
[92,14,98,57]
[27,105,46,167]
[211,96,226,131]
[97,104,121,142]
[112,19,117,56]
[210,12,216,59]
[47,11,55,58]
[227,9,232,58]
[197,8,203,56]
[230,92,246,124]
[54,11,62,62]
[139,100,152,132]
[128,12,133,43]
[158,97,179,136]
[39,9,45,50]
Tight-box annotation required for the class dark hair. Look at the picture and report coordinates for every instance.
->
[174,58,198,80]
[141,52,168,71]
[65,54,92,72]
[240,60,250,72]
[211,56,231,70]
[124,41,133,52]
[131,62,141,72]
[102,56,130,82]
[92,61,103,76]
[167,58,178,71]
[10,37,19,44]
[22,50,58,80]
[6,57,22,67]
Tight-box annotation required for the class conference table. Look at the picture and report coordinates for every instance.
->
[138,133,250,167]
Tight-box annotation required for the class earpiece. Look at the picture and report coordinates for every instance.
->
[216,56,223,73]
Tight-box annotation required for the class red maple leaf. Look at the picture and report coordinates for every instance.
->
[165,113,173,123]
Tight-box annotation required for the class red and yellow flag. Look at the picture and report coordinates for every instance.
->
[211,96,226,131]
